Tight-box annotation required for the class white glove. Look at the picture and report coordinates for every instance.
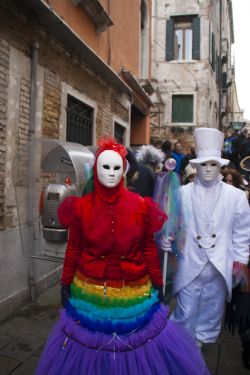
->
[160,236,173,252]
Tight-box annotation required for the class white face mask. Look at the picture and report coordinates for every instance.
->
[196,161,220,182]
[97,150,124,188]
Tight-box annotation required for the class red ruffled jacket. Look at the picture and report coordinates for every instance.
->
[59,188,166,287]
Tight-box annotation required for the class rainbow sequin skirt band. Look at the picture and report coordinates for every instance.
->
[66,272,162,335]
[35,271,210,375]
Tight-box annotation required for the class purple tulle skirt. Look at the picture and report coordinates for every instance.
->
[35,307,210,375]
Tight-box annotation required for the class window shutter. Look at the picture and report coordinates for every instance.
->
[222,72,227,92]
[166,18,174,61]
[211,33,216,71]
[216,54,220,84]
[192,17,200,60]
[172,95,193,123]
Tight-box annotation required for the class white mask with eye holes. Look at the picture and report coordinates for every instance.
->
[97,150,124,188]
[196,161,220,182]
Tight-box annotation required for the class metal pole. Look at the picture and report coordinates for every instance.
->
[28,42,39,301]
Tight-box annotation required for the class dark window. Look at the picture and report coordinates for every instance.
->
[172,95,193,123]
[66,95,93,145]
[166,16,200,61]
[114,123,125,144]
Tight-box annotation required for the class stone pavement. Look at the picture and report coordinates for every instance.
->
[0,284,249,375]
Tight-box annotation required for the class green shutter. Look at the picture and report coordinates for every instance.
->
[185,95,193,122]
[172,95,193,123]
[192,17,200,60]
[172,96,180,122]
[166,18,174,61]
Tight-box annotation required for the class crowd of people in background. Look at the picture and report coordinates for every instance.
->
[124,127,250,370]
[126,126,250,199]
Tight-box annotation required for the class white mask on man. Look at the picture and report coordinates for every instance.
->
[97,150,124,188]
[196,161,220,182]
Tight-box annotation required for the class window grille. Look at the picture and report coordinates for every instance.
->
[114,123,125,144]
[66,95,93,145]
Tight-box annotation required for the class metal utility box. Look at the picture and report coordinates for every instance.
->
[40,141,94,245]
[41,183,77,243]
[13,139,95,260]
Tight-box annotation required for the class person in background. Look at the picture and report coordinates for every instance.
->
[170,141,185,175]
[161,140,172,160]
[224,154,250,369]
[223,128,239,168]
[161,140,173,172]
[151,138,162,149]
[237,127,248,146]
[126,148,156,197]
[180,146,196,176]
[222,168,249,203]
[183,164,197,185]
[135,144,165,174]
[239,132,250,181]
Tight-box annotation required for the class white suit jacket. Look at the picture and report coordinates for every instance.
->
[173,181,250,301]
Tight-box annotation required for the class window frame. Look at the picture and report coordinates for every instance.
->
[170,93,196,126]
[112,116,130,146]
[174,18,193,61]
[66,95,94,146]
[166,15,200,62]
[60,83,97,145]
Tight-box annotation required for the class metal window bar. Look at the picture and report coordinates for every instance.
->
[66,95,93,145]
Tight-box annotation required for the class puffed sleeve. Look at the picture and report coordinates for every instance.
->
[142,198,167,287]
[58,197,83,286]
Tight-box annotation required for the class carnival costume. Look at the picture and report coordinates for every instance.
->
[35,139,209,375]
[171,128,250,345]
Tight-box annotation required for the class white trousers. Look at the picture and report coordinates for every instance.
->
[171,262,227,343]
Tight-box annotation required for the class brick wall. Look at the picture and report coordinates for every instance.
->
[42,69,61,139]
[0,2,130,229]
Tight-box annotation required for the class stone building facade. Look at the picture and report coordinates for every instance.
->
[150,0,237,150]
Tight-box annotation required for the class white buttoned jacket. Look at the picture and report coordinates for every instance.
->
[173,181,250,301]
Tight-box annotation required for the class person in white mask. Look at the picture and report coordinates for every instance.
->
[36,138,210,375]
[169,127,250,348]
[96,149,124,188]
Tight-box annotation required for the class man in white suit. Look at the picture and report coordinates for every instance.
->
[170,127,250,348]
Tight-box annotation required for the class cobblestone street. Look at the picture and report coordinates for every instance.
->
[0,284,249,375]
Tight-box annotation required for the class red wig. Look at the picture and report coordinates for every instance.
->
[95,138,127,168]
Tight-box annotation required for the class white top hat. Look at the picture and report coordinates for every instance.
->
[190,127,229,166]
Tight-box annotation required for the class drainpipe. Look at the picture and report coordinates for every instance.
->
[28,42,39,301]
